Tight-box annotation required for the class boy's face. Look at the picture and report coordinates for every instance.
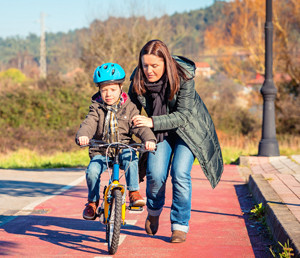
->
[99,83,122,105]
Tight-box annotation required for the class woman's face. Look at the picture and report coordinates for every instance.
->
[142,54,165,82]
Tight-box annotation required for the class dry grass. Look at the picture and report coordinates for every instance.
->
[0,148,90,169]
[0,130,299,168]
[217,130,300,164]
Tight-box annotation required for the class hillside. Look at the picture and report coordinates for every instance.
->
[0,0,299,155]
[0,1,227,77]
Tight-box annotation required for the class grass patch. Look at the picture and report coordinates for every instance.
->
[0,148,90,169]
[221,146,257,164]
[0,135,299,169]
[218,132,300,164]
[0,147,256,168]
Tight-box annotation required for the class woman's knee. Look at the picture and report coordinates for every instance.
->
[171,168,191,183]
[170,161,192,186]
[147,166,168,185]
[147,157,170,182]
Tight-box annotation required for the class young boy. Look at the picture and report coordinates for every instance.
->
[76,63,156,220]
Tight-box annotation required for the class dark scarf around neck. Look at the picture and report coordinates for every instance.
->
[144,75,169,143]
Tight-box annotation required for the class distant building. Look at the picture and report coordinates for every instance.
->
[246,73,264,87]
[246,72,292,88]
[195,62,213,79]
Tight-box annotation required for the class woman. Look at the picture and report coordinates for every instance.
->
[129,39,223,243]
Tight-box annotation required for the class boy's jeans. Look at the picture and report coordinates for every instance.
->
[86,148,139,202]
[146,134,194,233]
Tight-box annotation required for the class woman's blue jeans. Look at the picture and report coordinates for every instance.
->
[85,149,139,202]
[146,134,194,233]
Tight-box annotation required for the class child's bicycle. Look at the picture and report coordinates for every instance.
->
[82,139,154,255]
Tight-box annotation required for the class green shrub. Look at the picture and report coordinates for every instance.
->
[0,79,92,130]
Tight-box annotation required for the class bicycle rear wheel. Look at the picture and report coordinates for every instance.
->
[106,188,122,255]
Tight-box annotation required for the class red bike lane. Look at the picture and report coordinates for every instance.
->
[0,165,256,257]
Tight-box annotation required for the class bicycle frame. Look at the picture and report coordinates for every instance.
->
[81,139,154,254]
[102,150,126,225]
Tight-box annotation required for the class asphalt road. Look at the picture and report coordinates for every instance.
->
[0,165,275,257]
[0,168,85,223]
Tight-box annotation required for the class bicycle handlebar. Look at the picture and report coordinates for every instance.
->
[80,139,155,154]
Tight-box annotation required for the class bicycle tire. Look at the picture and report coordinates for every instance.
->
[106,189,122,255]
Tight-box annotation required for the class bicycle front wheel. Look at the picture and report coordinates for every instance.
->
[106,188,122,255]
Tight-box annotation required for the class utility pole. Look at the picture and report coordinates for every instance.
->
[258,0,279,156]
[39,12,47,78]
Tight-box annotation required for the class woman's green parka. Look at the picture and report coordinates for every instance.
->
[129,56,224,188]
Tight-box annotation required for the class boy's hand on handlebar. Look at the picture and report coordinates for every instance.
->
[78,136,89,146]
[145,141,156,151]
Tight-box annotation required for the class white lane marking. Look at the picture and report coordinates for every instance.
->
[15,175,86,216]
[123,219,138,226]
[128,210,144,214]
[103,234,128,247]
[103,219,138,247]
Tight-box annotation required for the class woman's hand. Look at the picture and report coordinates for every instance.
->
[145,141,156,151]
[78,136,89,145]
[132,115,154,128]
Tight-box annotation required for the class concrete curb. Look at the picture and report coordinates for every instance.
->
[248,174,300,257]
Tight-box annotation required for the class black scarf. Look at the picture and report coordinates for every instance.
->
[144,75,169,143]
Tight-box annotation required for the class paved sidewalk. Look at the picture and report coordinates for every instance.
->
[239,155,300,257]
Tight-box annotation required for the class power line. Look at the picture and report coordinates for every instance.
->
[39,12,47,78]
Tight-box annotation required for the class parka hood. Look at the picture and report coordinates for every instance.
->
[172,55,196,79]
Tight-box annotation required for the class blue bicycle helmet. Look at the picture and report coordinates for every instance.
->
[93,63,125,86]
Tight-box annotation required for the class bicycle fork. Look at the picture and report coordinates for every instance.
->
[99,163,126,225]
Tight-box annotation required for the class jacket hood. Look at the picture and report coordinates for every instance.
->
[172,55,196,79]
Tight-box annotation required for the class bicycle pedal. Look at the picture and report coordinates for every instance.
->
[128,206,143,211]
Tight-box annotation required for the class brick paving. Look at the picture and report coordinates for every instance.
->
[239,155,300,257]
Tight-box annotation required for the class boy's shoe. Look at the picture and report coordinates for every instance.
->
[129,191,146,207]
[83,200,99,220]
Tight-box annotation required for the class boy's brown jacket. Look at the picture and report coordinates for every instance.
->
[75,92,156,159]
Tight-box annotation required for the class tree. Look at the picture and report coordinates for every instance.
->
[204,0,300,135]
[204,0,300,91]
[80,16,173,88]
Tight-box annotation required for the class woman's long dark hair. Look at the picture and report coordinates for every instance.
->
[132,39,189,100]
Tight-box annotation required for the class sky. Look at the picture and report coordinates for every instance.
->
[0,0,215,39]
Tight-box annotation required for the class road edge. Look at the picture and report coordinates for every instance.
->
[248,174,300,257]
